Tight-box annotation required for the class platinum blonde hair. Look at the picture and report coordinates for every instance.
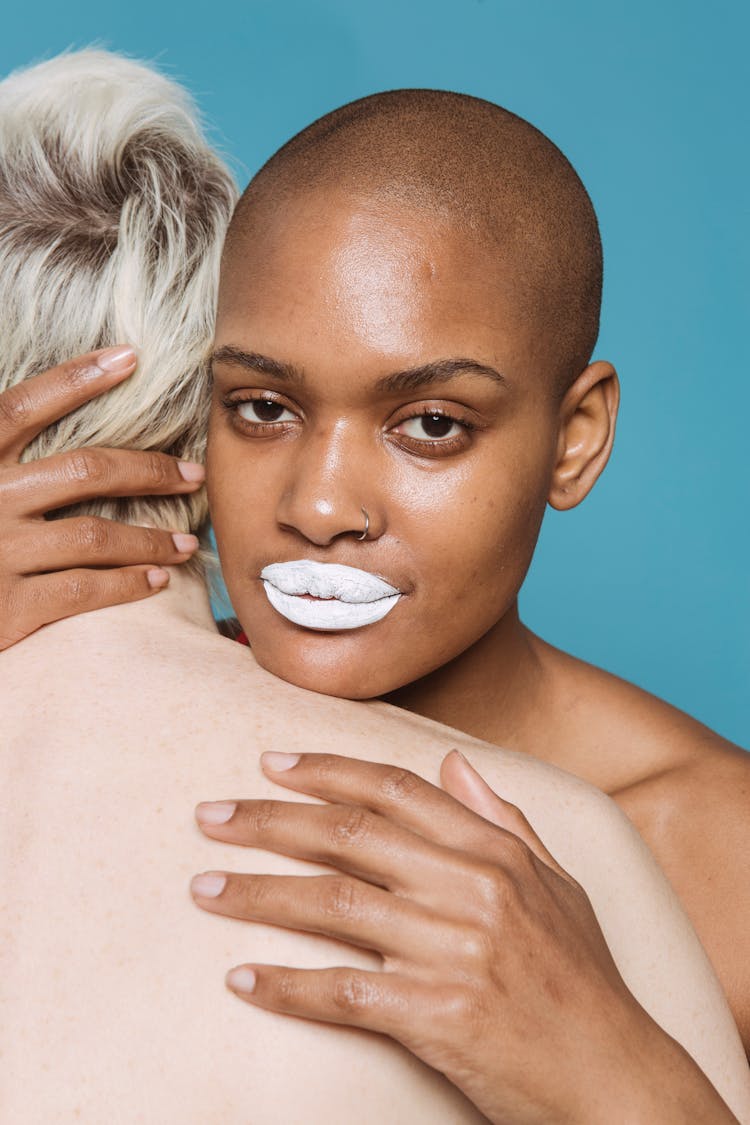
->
[0,49,238,538]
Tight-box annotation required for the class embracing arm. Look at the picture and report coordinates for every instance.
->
[192,751,750,1125]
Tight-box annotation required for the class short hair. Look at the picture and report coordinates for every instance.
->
[0,49,237,537]
[230,89,602,394]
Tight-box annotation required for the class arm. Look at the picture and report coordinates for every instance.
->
[0,347,203,649]
[192,751,750,1125]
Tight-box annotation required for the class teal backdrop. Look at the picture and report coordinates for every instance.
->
[2,0,747,745]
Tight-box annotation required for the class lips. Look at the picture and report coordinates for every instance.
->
[260,560,402,632]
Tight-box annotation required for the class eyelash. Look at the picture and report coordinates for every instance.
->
[222,393,477,458]
[393,408,476,455]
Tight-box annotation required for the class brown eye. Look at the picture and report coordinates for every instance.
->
[421,414,455,437]
[399,413,462,440]
[237,399,296,424]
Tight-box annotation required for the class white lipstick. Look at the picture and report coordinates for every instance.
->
[260,560,402,631]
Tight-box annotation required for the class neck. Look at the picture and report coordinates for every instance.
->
[383,601,550,750]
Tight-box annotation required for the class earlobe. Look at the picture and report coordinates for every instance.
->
[548,361,619,511]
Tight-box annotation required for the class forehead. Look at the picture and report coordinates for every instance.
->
[217,189,535,373]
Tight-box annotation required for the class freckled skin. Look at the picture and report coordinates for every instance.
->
[207,188,592,701]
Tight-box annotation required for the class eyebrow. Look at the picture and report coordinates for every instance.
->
[211,346,509,392]
[211,346,306,385]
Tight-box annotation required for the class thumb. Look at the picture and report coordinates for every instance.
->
[440,750,570,877]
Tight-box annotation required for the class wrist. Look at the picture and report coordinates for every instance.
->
[574,1006,739,1125]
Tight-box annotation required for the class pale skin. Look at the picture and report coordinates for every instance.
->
[1,366,749,1123]
[2,564,749,1122]
[0,202,746,1116]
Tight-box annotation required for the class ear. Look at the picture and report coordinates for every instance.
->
[548,360,619,511]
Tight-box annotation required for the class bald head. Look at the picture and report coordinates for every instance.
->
[228,89,602,393]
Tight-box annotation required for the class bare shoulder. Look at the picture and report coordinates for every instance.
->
[616,731,750,1051]
[540,641,750,1050]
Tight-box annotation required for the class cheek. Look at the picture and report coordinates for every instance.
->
[400,457,548,601]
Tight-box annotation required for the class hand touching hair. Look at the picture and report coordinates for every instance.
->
[0,49,237,537]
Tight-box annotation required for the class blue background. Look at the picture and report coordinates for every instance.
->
[2,0,747,745]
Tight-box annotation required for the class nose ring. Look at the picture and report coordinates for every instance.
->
[356,507,370,541]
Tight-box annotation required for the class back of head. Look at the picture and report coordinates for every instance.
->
[232,89,602,394]
[0,49,237,534]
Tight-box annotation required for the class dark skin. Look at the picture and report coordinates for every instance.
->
[208,190,618,701]
[1,204,747,1116]
[0,347,203,649]
[191,750,742,1125]
[206,186,750,1056]
[3,364,747,1121]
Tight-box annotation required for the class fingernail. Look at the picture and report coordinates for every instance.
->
[172,532,199,553]
[190,872,227,898]
[226,966,256,993]
[97,346,136,373]
[195,800,236,825]
[178,462,205,482]
[262,751,301,772]
[147,568,169,589]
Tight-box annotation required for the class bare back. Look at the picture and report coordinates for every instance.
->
[2,573,748,1123]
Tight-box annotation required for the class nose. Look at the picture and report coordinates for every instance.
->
[275,420,383,546]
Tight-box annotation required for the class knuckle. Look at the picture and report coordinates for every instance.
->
[66,449,107,486]
[275,970,300,1008]
[0,386,33,430]
[441,983,490,1035]
[329,806,373,847]
[474,865,515,916]
[243,877,271,913]
[377,766,421,804]
[497,799,529,833]
[498,830,532,866]
[332,971,373,1015]
[142,530,164,561]
[76,517,109,554]
[246,800,278,835]
[128,527,162,562]
[455,922,494,967]
[321,877,356,920]
[61,360,97,391]
[144,452,170,488]
[308,755,339,781]
[62,572,96,607]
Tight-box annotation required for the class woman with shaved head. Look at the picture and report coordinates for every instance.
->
[1,52,749,1123]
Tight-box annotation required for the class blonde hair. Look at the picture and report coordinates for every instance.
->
[0,49,237,537]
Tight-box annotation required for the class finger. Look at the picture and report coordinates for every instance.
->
[190,871,435,960]
[0,347,137,461]
[194,798,445,893]
[440,751,572,878]
[13,517,199,574]
[258,751,521,859]
[0,447,205,516]
[225,962,429,1045]
[2,566,170,648]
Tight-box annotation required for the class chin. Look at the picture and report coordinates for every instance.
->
[246,627,412,701]
[270,662,383,700]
